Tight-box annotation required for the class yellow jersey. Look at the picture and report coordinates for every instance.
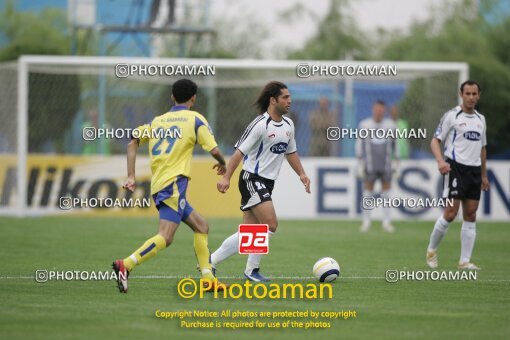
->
[134,105,217,194]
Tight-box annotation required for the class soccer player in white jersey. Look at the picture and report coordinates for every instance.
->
[426,80,489,270]
[356,100,399,232]
[211,81,311,282]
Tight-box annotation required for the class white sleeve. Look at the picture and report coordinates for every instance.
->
[355,120,366,158]
[389,120,400,159]
[286,138,297,154]
[235,121,263,155]
[285,122,297,154]
[482,116,487,147]
[434,112,453,141]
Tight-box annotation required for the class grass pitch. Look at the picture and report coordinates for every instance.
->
[0,217,509,339]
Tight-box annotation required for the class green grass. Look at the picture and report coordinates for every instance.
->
[0,217,509,339]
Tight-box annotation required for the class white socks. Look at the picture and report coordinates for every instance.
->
[245,231,274,274]
[212,229,276,273]
[362,190,373,225]
[428,216,450,251]
[380,190,391,225]
[210,217,478,273]
[428,217,478,264]
[210,232,238,267]
[460,221,476,263]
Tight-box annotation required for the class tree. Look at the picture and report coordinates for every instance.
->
[487,16,510,68]
[159,12,268,59]
[0,1,80,152]
[288,0,367,60]
[378,0,510,157]
[0,2,70,59]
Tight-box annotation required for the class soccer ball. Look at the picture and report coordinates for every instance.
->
[313,257,340,282]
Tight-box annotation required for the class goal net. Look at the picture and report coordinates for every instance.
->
[0,56,468,216]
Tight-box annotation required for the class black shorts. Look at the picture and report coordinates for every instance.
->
[239,170,275,211]
[442,159,482,200]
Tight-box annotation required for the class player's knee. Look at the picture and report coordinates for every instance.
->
[162,235,173,247]
[196,221,209,234]
[268,219,278,232]
[187,213,209,234]
[463,211,476,222]
[443,210,457,222]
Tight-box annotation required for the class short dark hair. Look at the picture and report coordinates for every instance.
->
[460,80,481,93]
[172,79,197,103]
[253,81,288,114]
[374,99,386,106]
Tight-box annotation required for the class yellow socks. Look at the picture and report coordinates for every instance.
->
[194,233,214,280]
[121,233,213,279]
[123,234,166,271]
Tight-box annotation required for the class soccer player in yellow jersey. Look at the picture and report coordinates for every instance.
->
[112,79,228,293]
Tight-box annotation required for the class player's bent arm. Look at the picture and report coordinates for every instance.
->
[285,152,306,176]
[430,137,444,163]
[286,152,311,193]
[223,149,244,180]
[430,137,450,175]
[392,131,400,161]
[209,147,226,166]
[481,146,487,177]
[481,146,489,191]
[127,139,139,177]
[124,139,139,192]
[217,149,244,193]
[209,147,227,175]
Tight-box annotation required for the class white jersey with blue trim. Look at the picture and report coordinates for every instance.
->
[434,105,487,166]
[234,112,297,180]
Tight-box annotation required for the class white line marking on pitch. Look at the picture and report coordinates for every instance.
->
[1,275,509,282]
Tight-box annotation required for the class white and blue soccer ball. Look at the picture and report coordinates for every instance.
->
[313,257,340,282]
